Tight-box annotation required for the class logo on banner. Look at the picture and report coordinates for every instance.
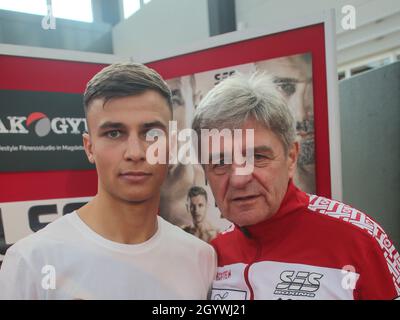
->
[0,113,87,137]
[26,112,51,137]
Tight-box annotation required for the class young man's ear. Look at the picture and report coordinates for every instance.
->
[287,141,299,179]
[82,132,95,164]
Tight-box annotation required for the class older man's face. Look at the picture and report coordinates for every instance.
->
[204,117,298,227]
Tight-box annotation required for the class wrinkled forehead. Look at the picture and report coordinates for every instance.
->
[200,127,255,155]
[198,117,286,163]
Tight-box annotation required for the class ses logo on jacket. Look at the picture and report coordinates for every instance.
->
[274,271,323,298]
[0,113,87,137]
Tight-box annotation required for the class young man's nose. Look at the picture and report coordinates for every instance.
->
[124,135,146,162]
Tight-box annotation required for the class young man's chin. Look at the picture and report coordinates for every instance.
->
[121,195,154,204]
[110,189,157,204]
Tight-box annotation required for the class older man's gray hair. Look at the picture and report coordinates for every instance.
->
[191,72,296,155]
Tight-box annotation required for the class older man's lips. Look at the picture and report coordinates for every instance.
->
[231,195,261,204]
[119,171,152,183]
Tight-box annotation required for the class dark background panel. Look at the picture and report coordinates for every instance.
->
[0,90,94,172]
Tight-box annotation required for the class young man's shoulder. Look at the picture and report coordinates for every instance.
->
[159,216,214,251]
[7,212,77,259]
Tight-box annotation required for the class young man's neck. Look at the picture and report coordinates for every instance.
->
[77,190,160,245]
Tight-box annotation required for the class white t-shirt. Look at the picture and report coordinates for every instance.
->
[0,211,216,300]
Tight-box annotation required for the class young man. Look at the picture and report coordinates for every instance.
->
[0,63,216,299]
[192,72,399,300]
[182,186,217,243]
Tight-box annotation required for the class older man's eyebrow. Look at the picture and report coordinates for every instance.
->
[208,152,232,164]
[252,145,273,153]
[243,145,274,157]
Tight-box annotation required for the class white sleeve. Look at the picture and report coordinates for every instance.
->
[0,247,39,300]
[204,244,217,299]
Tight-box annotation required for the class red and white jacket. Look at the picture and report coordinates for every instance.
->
[210,181,400,300]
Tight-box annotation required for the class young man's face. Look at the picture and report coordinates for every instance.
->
[256,55,313,126]
[188,195,207,224]
[256,54,315,193]
[204,117,298,227]
[83,90,171,203]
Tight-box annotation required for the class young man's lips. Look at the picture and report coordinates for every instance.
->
[119,171,152,182]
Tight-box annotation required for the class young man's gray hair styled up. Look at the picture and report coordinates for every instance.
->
[191,72,296,154]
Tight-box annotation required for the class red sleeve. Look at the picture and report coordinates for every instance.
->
[354,232,400,300]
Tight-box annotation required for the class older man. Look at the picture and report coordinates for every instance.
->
[192,73,399,300]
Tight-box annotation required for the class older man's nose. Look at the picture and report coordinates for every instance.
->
[229,164,253,189]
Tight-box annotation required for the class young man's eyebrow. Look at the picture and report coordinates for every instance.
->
[98,121,126,130]
[141,121,168,131]
[273,77,300,83]
[274,76,312,83]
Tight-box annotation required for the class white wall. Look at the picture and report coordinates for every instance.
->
[235,0,400,67]
[112,0,209,61]
[112,0,400,69]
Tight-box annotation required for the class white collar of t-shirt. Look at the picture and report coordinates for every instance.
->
[67,211,163,255]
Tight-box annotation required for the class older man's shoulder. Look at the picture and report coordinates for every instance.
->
[306,194,392,245]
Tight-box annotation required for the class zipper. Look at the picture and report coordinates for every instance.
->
[243,237,262,300]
